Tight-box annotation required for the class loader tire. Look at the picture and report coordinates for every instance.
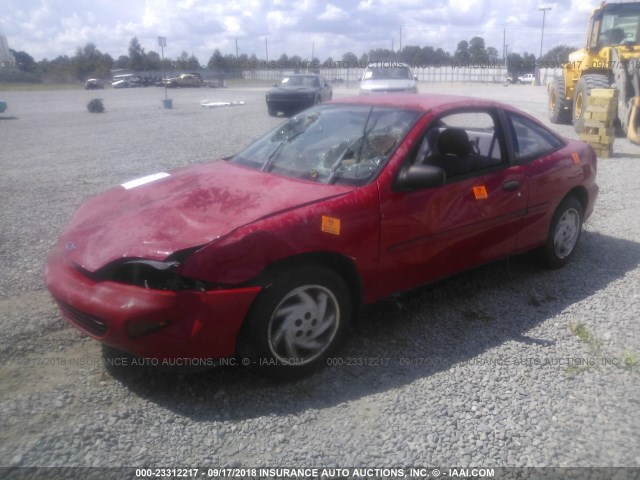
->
[549,76,571,124]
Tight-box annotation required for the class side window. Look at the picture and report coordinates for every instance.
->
[414,110,505,180]
[508,113,564,162]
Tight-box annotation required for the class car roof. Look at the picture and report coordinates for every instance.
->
[329,93,512,113]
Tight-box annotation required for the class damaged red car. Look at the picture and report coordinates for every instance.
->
[45,94,598,378]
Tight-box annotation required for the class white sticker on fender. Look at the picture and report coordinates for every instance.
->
[121,172,170,190]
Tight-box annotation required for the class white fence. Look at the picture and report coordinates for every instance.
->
[242,67,565,85]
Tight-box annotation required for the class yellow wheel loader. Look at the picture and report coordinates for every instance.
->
[548,1,640,144]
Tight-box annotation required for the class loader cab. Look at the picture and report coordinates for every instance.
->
[587,2,640,50]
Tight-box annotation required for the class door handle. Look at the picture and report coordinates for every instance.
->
[503,180,521,191]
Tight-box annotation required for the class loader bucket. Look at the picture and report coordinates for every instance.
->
[628,96,640,145]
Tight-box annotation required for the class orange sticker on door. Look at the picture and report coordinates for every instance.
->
[571,152,580,164]
[321,216,341,235]
[472,185,488,199]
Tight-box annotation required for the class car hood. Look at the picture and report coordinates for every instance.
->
[360,79,416,91]
[61,160,353,272]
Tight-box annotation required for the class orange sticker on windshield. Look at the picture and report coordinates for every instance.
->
[572,152,581,164]
[321,216,341,235]
[473,186,488,199]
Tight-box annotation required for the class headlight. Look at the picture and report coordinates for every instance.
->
[88,247,214,291]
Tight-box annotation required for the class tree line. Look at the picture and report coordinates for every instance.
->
[5,35,577,83]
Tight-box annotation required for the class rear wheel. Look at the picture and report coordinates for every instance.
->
[549,76,571,124]
[572,74,610,133]
[238,265,351,379]
[538,196,584,269]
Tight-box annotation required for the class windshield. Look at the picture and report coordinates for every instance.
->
[280,76,320,87]
[232,104,421,185]
[363,66,413,80]
[598,3,640,46]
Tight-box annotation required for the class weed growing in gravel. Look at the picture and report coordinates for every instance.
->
[570,323,602,351]
[623,350,638,370]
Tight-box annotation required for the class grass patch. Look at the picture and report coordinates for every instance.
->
[569,323,602,351]
[623,350,638,370]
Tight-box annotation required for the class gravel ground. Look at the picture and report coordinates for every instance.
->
[0,83,639,473]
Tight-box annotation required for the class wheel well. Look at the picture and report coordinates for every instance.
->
[564,186,588,214]
[260,252,364,319]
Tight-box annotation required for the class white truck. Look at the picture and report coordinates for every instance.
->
[517,73,535,84]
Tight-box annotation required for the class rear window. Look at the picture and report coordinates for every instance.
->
[507,113,565,162]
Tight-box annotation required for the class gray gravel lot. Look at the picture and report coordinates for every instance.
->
[0,83,639,471]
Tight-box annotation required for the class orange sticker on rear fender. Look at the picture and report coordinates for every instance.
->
[572,153,580,164]
[321,216,341,235]
[473,186,488,199]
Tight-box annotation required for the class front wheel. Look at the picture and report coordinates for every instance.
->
[538,196,584,269]
[238,265,351,379]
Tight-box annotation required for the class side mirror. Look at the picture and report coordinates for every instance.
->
[395,164,445,191]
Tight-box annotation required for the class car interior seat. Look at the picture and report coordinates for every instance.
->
[427,127,473,177]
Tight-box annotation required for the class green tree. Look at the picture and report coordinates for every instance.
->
[114,55,129,69]
[144,50,162,70]
[207,49,227,70]
[9,49,36,72]
[454,41,471,63]
[541,44,577,65]
[469,36,488,64]
[341,51,358,67]
[128,37,146,71]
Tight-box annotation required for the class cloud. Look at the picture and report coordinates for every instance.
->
[0,0,603,63]
[318,4,350,21]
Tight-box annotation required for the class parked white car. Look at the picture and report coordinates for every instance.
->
[359,62,418,95]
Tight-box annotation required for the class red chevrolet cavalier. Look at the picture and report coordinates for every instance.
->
[45,94,598,378]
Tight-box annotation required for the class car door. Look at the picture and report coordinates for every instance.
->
[376,108,529,297]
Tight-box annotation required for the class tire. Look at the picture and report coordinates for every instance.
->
[572,74,610,133]
[268,107,277,117]
[538,196,584,269]
[238,265,351,379]
[549,76,571,124]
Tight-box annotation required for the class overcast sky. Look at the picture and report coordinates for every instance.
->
[1,0,603,64]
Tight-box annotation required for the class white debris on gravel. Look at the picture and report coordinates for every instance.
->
[0,85,638,469]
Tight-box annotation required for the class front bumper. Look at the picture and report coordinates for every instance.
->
[266,96,315,113]
[44,247,261,360]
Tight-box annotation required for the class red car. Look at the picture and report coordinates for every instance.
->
[45,94,598,378]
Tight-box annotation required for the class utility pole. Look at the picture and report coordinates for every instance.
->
[265,37,269,62]
[537,6,552,85]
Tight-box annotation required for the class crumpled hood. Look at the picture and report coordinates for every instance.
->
[60,160,352,272]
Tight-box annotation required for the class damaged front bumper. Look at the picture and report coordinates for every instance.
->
[44,246,261,360]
